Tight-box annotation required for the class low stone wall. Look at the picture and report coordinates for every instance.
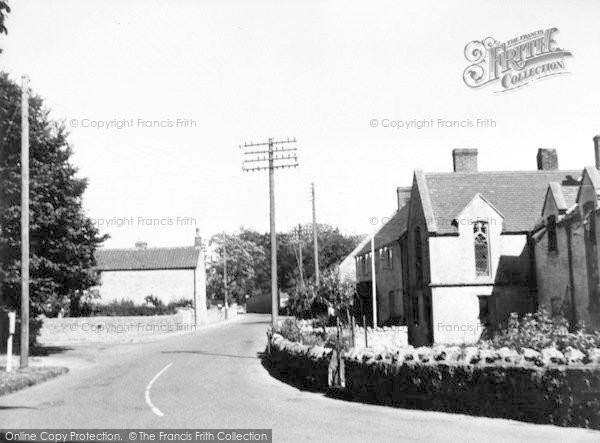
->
[266,334,332,390]
[351,326,408,350]
[265,333,600,430]
[343,358,600,429]
[38,306,239,345]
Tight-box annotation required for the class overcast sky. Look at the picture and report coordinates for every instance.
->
[2,0,600,248]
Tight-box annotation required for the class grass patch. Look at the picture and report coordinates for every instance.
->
[0,366,69,396]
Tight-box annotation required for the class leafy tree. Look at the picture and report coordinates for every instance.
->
[0,73,107,332]
[207,225,360,307]
[207,231,265,305]
[0,1,10,54]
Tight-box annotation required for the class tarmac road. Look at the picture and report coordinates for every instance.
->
[1,314,599,442]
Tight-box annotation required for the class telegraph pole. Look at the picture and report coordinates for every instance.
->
[292,224,306,288]
[20,76,30,368]
[240,137,298,328]
[223,232,228,320]
[311,182,319,286]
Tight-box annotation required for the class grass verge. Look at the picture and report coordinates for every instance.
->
[0,366,68,396]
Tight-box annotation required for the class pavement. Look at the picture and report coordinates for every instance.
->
[1,314,599,442]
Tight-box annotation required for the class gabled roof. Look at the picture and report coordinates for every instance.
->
[544,182,579,214]
[419,170,581,234]
[357,203,410,256]
[95,247,200,271]
[576,166,600,204]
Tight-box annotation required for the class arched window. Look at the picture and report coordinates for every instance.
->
[473,221,490,277]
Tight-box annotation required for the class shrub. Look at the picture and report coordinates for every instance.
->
[287,268,355,323]
[277,318,302,342]
[91,298,183,316]
[483,309,600,354]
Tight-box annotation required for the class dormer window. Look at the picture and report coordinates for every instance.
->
[547,215,557,252]
[473,221,490,277]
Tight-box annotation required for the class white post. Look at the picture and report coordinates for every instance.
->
[6,312,16,372]
[371,235,377,328]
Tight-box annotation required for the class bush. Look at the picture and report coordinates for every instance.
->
[287,268,356,323]
[483,309,600,354]
[343,357,600,429]
[91,298,192,317]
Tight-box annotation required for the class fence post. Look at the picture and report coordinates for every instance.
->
[6,312,16,373]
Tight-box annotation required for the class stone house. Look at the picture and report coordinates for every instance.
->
[354,187,411,326]
[405,148,579,346]
[532,140,600,331]
[94,229,207,322]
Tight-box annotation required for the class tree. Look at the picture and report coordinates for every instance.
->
[206,231,265,305]
[0,1,10,54]
[0,73,108,330]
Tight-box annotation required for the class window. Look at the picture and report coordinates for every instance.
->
[415,227,423,286]
[584,201,596,244]
[412,295,420,326]
[473,221,490,277]
[478,295,490,325]
[547,215,557,252]
[380,247,393,269]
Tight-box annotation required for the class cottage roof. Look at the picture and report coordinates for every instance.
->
[418,170,581,234]
[357,203,410,256]
[95,247,201,271]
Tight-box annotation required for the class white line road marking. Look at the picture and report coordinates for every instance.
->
[145,362,173,417]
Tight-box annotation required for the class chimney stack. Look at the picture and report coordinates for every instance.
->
[594,135,600,170]
[135,241,148,249]
[396,186,411,210]
[452,149,478,173]
[537,148,559,170]
[194,228,202,248]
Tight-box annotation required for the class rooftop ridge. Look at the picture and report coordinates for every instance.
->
[423,169,581,176]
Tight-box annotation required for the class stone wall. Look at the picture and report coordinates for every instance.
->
[37,306,238,345]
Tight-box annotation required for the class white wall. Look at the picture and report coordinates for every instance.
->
[98,269,195,304]
[431,286,490,344]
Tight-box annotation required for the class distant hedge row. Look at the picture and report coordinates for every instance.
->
[266,333,600,430]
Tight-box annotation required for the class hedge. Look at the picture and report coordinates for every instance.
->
[265,333,333,390]
[343,357,600,429]
[266,333,600,429]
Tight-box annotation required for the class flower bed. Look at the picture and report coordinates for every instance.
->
[266,333,333,390]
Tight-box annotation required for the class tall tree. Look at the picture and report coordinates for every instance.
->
[0,73,107,328]
[206,231,265,305]
[0,1,10,54]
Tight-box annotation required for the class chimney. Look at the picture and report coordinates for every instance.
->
[452,149,478,172]
[396,186,411,210]
[594,135,600,169]
[135,241,148,249]
[194,228,202,248]
[537,148,558,170]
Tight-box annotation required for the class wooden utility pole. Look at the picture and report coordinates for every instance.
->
[292,224,306,288]
[370,234,377,328]
[223,232,228,320]
[311,182,319,285]
[240,137,298,328]
[297,224,304,287]
[20,75,30,369]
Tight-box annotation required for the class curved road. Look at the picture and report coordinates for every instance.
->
[1,314,599,442]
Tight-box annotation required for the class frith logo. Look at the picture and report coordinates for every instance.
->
[463,28,572,92]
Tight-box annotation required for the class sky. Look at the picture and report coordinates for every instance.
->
[1,0,600,248]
